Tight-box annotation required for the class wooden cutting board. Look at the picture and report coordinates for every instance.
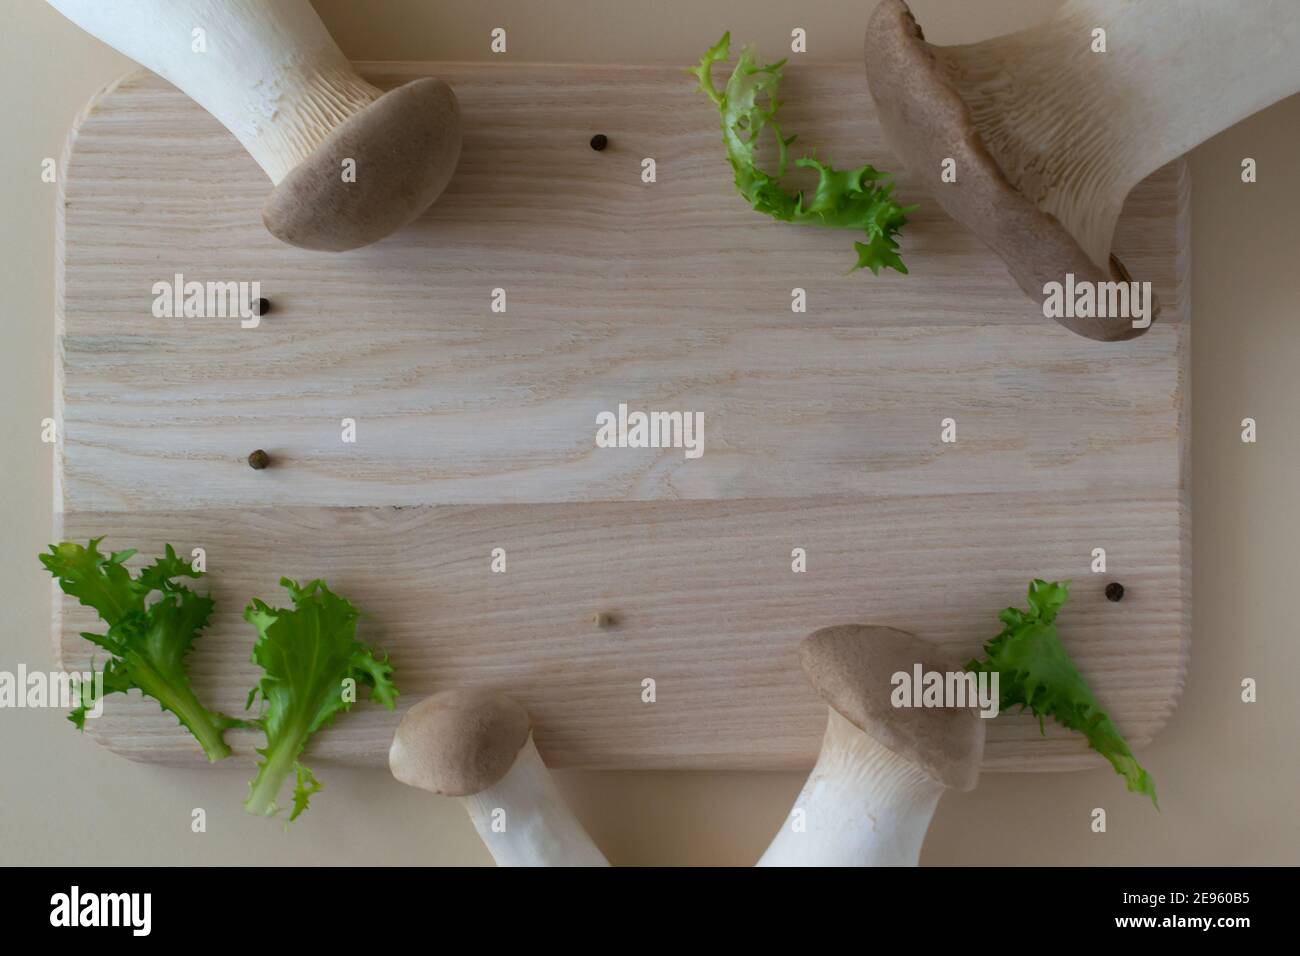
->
[53,62,1190,771]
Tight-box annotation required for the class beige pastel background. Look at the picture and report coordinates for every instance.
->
[2,0,1296,865]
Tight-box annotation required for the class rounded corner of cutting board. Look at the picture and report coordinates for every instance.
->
[60,68,154,166]
[53,61,1192,773]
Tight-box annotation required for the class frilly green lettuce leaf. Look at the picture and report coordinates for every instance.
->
[243,578,397,821]
[967,580,1158,806]
[39,539,245,759]
[690,32,915,274]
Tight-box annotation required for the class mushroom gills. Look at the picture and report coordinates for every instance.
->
[935,0,1300,270]
[756,624,985,867]
[865,0,1300,338]
[757,708,945,867]
[45,0,462,251]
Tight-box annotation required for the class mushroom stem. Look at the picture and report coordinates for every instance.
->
[46,0,462,251]
[755,625,984,867]
[938,0,1300,270]
[462,736,609,868]
[389,690,608,868]
[757,709,944,866]
[47,0,381,183]
[866,0,1300,338]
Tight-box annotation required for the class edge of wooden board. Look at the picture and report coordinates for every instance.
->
[51,63,1192,774]
[53,495,1188,773]
[1174,160,1193,746]
[50,72,135,674]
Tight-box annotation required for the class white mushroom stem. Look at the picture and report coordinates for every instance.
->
[757,709,945,867]
[937,0,1300,269]
[391,691,607,868]
[46,0,382,183]
[462,737,609,868]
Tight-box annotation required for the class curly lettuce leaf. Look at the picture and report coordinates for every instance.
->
[967,580,1157,806]
[39,539,245,760]
[243,578,397,821]
[690,32,915,274]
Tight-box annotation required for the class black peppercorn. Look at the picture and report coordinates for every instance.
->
[1105,582,1125,602]
[248,449,270,470]
[254,297,271,316]
[590,134,609,151]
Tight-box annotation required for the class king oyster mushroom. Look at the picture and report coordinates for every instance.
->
[47,0,462,251]
[390,689,609,867]
[757,625,985,866]
[865,0,1300,339]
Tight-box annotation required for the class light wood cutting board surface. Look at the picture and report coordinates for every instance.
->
[54,62,1190,770]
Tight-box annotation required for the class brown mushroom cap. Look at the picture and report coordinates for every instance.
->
[864,0,1154,342]
[263,77,462,252]
[799,625,984,791]
[389,689,530,796]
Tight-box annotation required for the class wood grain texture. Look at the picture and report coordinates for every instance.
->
[55,62,1190,771]
[56,499,1185,771]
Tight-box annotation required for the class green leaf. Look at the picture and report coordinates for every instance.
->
[690,33,915,274]
[40,540,245,761]
[242,578,398,821]
[289,763,322,822]
[967,580,1158,806]
[40,538,139,626]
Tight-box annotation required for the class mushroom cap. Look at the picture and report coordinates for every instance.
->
[389,689,531,796]
[799,625,985,791]
[864,0,1155,342]
[263,77,463,252]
